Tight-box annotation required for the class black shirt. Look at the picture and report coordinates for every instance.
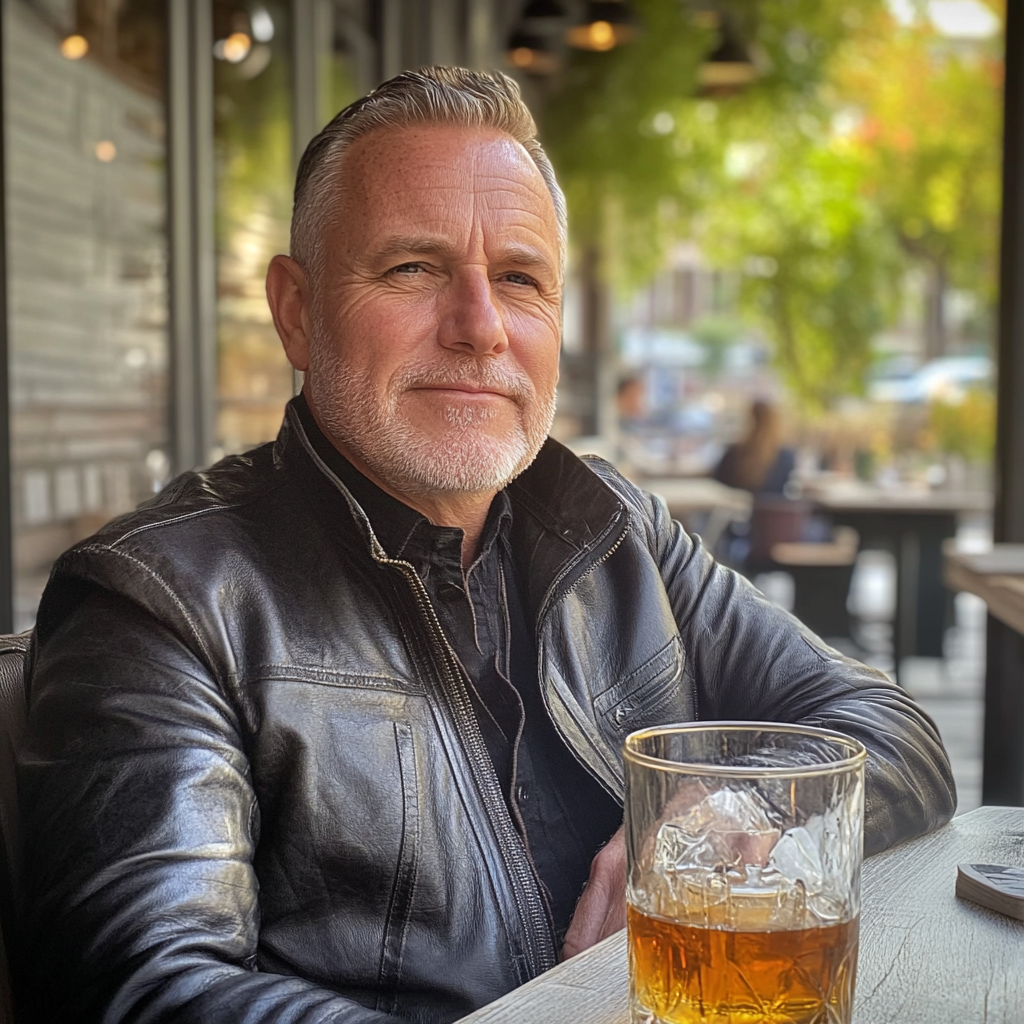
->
[293,394,622,942]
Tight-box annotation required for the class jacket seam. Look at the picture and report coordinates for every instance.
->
[70,544,217,669]
[110,502,251,545]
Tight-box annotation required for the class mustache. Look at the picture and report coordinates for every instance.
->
[392,357,535,400]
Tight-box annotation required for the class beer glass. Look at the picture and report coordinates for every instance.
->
[624,723,866,1024]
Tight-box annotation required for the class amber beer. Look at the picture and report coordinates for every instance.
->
[627,902,859,1024]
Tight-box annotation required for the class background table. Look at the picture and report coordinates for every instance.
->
[807,483,991,669]
[455,806,1024,1024]
[641,477,751,553]
[944,544,1024,634]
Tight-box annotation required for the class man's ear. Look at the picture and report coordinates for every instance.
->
[266,254,312,372]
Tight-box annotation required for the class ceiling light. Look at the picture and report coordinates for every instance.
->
[60,34,89,60]
[214,32,252,63]
[566,1,637,51]
[505,29,560,74]
[698,23,757,91]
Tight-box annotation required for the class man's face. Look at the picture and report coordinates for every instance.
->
[303,125,562,500]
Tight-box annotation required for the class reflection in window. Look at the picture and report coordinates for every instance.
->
[213,0,295,456]
[212,0,373,458]
[4,0,170,628]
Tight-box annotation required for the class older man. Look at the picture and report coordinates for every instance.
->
[18,67,954,1024]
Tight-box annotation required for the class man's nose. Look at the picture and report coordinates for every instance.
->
[437,268,509,356]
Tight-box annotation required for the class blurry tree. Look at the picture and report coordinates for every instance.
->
[538,0,1004,409]
[832,1,1004,359]
[689,313,745,380]
[928,389,996,463]
[540,0,711,288]
[541,0,866,288]
[695,125,902,405]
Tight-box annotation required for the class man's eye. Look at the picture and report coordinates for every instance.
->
[503,272,536,287]
[391,262,424,275]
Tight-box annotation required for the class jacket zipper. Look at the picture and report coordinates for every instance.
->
[532,517,633,802]
[288,421,556,973]
[376,553,557,979]
[536,512,629,624]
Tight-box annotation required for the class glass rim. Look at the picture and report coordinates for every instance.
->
[624,721,867,778]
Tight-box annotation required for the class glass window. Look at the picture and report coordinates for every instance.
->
[4,0,170,629]
[213,0,295,457]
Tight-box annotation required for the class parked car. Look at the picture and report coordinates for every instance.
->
[868,355,993,404]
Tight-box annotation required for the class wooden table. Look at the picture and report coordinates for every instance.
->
[944,544,1024,635]
[807,483,991,668]
[456,806,1024,1024]
[641,477,752,551]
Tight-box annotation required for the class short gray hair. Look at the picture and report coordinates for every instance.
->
[290,66,567,282]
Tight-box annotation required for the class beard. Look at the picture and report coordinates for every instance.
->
[305,330,556,499]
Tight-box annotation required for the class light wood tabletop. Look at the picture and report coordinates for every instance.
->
[805,481,992,516]
[640,478,753,518]
[944,544,1024,635]
[455,806,1024,1024]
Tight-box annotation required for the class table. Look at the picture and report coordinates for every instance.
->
[455,806,1024,1024]
[641,477,752,552]
[944,544,1024,634]
[807,483,991,669]
[943,545,1024,804]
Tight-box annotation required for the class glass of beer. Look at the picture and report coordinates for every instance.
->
[624,723,866,1024]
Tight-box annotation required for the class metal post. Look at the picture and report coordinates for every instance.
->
[0,7,15,632]
[381,0,403,80]
[292,0,320,168]
[168,0,217,474]
[984,0,1024,804]
[465,0,493,70]
[429,0,460,65]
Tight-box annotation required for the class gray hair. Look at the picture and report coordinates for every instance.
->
[290,66,567,282]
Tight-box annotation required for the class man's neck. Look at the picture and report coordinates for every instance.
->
[306,405,495,568]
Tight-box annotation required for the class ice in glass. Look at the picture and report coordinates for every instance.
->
[624,724,866,1024]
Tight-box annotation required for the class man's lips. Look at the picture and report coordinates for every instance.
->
[411,384,512,399]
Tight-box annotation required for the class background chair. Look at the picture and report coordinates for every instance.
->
[0,633,30,1024]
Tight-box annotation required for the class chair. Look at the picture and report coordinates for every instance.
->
[0,633,30,1024]
[746,497,860,642]
[771,527,860,640]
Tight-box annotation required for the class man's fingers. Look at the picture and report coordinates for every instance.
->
[562,827,627,960]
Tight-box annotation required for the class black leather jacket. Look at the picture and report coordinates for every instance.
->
[18,405,955,1023]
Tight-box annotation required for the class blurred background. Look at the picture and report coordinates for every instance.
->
[0,0,1019,809]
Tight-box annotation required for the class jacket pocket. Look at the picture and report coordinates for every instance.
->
[376,721,420,1014]
[593,636,686,736]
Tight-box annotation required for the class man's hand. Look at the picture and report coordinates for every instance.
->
[562,826,626,960]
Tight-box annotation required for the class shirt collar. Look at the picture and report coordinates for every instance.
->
[291,392,511,563]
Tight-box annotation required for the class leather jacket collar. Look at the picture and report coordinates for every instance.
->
[278,397,629,627]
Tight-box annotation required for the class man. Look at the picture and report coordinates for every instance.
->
[18,67,954,1023]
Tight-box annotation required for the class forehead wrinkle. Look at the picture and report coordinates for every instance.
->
[370,235,462,261]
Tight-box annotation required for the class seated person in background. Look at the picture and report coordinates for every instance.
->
[714,400,830,568]
[714,399,795,495]
[18,67,955,1024]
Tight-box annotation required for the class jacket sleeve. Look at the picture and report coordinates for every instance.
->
[18,587,399,1024]
[641,489,957,855]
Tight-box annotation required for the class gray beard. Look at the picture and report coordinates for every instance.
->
[305,334,556,500]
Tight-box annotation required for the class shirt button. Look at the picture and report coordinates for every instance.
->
[516,784,529,805]
[437,582,464,602]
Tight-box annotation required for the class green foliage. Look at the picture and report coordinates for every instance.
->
[541,0,711,285]
[214,46,294,263]
[537,0,1003,409]
[689,313,745,380]
[696,126,902,406]
[928,390,996,463]
[833,2,1004,302]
